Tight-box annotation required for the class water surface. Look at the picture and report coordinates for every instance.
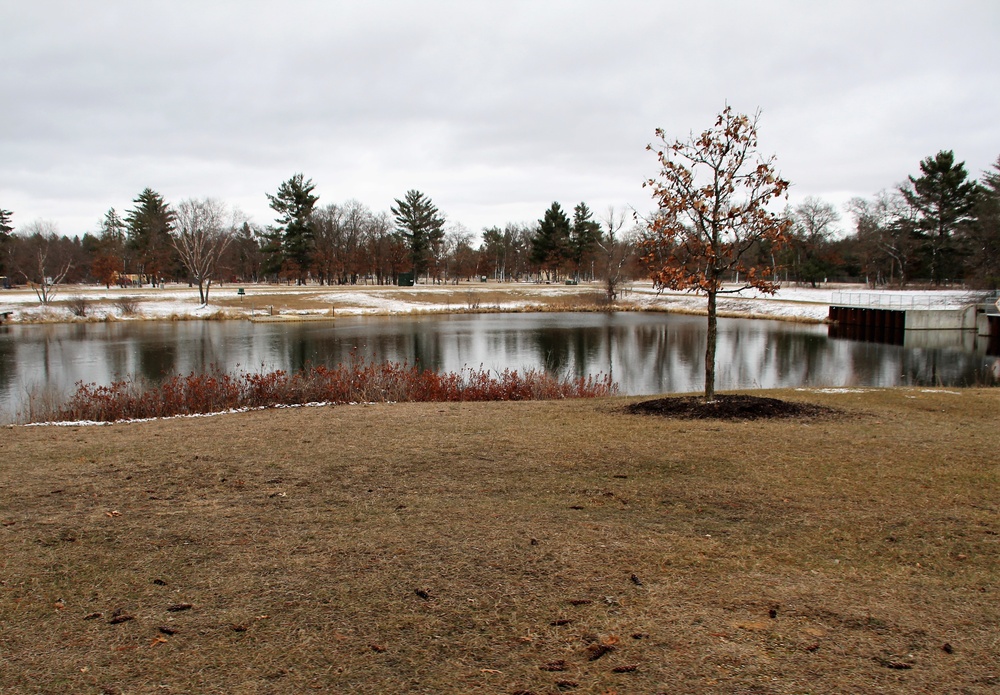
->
[1,312,995,421]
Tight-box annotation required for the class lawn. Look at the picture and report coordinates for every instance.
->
[1,388,997,693]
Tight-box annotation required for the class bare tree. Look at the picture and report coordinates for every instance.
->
[847,191,915,287]
[641,106,792,400]
[15,220,73,304]
[172,198,234,304]
[596,206,637,303]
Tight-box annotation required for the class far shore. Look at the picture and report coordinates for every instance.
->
[4,280,975,327]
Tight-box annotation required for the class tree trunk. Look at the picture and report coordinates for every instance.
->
[705,289,717,401]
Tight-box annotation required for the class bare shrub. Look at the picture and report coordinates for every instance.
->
[66,296,90,317]
[113,296,141,316]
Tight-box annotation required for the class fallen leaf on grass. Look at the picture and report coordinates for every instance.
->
[480,668,503,674]
[369,643,386,653]
[83,612,103,620]
[149,636,168,647]
[105,510,121,518]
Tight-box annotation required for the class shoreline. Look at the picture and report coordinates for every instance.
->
[0,280,864,326]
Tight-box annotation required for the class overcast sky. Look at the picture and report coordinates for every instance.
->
[3,1,998,240]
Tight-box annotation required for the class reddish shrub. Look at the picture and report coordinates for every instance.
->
[50,356,617,423]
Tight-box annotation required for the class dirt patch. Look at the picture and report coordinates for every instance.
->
[625,394,838,420]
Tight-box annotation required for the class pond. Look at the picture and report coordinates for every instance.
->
[1,312,997,421]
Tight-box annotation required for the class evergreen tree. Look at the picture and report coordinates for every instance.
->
[266,174,318,283]
[92,208,128,287]
[0,207,12,239]
[900,150,979,284]
[570,202,601,279]
[125,188,176,286]
[966,156,1000,289]
[0,207,12,278]
[390,190,445,278]
[531,202,571,278]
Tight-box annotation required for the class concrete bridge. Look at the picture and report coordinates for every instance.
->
[828,291,1000,351]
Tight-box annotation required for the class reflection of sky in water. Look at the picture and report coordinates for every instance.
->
[1,313,996,420]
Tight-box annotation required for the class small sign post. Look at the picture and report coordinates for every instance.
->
[237,288,245,302]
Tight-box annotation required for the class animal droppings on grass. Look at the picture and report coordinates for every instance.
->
[152,578,167,586]
[166,603,193,612]
[414,589,431,600]
[158,626,178,635]
[568,599,592,606]
[369,643,386,653]
[83,612,102,620]
[107,614,134,625]
[630,573,643,586]
[550,619,574,626]
[555,679,580,689]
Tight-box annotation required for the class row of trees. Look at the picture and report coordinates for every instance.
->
[2,148,998,308]
[0,181,643,304]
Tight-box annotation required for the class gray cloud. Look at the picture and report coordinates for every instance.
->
[3,0,998,237]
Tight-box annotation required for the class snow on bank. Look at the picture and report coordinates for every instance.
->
[3,282,988,325]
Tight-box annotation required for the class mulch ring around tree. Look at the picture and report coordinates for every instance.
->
[625,394,838,421]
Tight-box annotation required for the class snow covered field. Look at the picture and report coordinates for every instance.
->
[0,281,988,324]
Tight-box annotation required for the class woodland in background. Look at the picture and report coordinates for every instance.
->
[2,151,999,303]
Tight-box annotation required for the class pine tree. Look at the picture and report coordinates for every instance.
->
[391,190,445,279]
[531,202,571,278]
[0,207,13,278]
[0,208,13,239]
[126,189,176,286]
[966,156,1000,289]
[570,202,601,279]
[266,174,318,283]
[900,150,979,284]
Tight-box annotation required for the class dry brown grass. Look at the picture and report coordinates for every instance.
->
[1,388,998,694]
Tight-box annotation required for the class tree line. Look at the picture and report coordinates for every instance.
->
[2,149,999,305]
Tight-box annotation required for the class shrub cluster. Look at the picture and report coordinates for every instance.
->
[50,356,617,422]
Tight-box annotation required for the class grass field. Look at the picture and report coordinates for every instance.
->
[1,388,998,693]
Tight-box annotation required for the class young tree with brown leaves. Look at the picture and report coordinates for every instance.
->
[641,106,792,400]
